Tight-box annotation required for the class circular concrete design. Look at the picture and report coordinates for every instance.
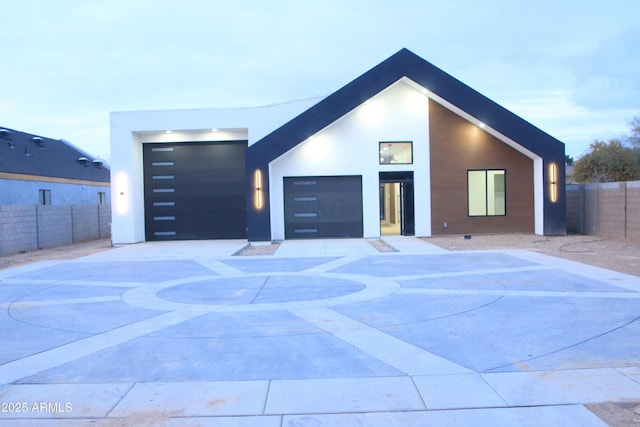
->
[122,272,401,312]
[157,275,365,305]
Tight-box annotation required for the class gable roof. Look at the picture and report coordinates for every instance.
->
[0,126,110,183]
[247,48,564,165]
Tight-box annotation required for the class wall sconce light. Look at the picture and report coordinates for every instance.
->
[254,169,264,210]
[114,172,129,215]
[549,163,558,203]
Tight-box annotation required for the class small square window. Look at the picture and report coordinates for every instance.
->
[38,189,51,205]
[379,142,413,164]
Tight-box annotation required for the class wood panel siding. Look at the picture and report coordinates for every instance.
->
[429,100,534,234]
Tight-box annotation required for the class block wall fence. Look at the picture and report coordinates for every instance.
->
[0,205,111,256]
[566,181,640,240]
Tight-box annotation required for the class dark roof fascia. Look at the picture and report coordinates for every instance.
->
[248,48,564,164]
[248,50,406,162]
[400,52,564,158]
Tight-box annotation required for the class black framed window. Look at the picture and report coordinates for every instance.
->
[38,189,51,205]
[468,170,506,216]
[379,141,413,164]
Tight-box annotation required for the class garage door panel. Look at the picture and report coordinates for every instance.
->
[284,176,363,239]
[143,142,247,241]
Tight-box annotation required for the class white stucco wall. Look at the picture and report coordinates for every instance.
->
[109,99,318,244]
[269,80,432,240]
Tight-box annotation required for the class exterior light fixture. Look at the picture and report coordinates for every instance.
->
[115,172,129,215]
[254,169,264,210]
[549,163,558,203]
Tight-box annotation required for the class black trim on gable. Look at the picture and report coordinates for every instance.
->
[246,48,566,240]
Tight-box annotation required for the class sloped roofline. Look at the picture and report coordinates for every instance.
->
[245,48,566,240]
[0,126,110,183]
[247,48,564,163]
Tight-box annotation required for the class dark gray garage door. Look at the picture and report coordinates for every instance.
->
[284,175,363,239]
[143,141,247,241]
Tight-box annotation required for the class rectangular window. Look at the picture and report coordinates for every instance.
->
[467,170,506,216]
[38,189,51,205]
[379,141,413,164]
[98,192,106,205]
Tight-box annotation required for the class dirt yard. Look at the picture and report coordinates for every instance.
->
[0,239,114,270]
[423,234,640,277]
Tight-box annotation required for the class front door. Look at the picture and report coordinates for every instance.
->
[379,172,415,236]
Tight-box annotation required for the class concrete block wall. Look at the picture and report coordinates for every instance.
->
[98,205,111,239]
[597,182,626,238]
[0,204,111,256]
[628,181,640,240]
[0,205,38,255]
[567,181,640,239]
[72,205,100,243]
[37,205,73,249]
[565,185,584,234]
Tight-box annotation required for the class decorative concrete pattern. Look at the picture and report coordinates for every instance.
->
[0,236,638,425]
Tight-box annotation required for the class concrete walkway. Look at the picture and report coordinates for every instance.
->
[0,237,639,426]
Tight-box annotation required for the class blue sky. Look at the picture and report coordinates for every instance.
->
[2,0,639,160]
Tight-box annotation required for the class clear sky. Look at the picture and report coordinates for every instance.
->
[2,0,639,160]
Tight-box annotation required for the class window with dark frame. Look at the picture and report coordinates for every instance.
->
[98,192,106,205]
[38,189,51,205]
[379,141,413,164]
[467,170,506,216]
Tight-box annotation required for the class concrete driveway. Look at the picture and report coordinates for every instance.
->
[1,237,639,426]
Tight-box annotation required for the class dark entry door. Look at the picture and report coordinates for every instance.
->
[379,171,415,236]
[143,141,247,241]
[284,175,363,239]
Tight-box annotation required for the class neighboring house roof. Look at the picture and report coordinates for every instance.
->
[247,48,564,164]
[0,126,110,183]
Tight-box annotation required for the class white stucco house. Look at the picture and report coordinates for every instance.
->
[110,49,565,245]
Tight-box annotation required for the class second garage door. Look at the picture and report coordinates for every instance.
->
[284,175,363,239]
